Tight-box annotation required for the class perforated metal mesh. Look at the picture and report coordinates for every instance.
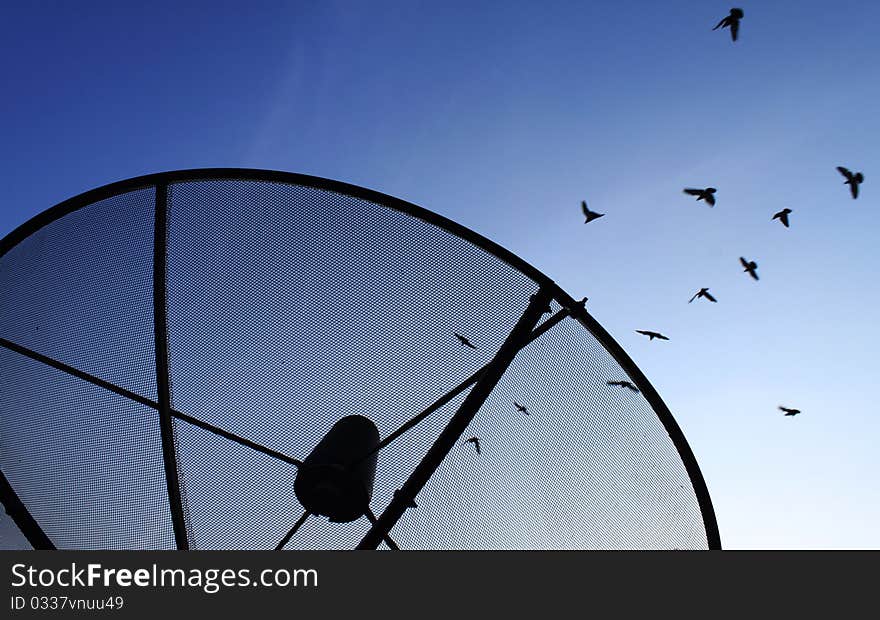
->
[0,171,714,550]
[395,313,705,549]
[0,189,170,549]
[0,190,157,400]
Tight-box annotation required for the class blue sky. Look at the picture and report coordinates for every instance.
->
[1,1,878,549]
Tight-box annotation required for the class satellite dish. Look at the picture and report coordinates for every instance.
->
[0,169,720,550]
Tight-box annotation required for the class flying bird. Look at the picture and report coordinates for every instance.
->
[772,208,792,228]
[581,200,605,223]
[683,187,717,207]
[779,406,801,417]
[454,333,477,349]
[689,288,718,303]
[713,8,744,42]
[513,401,530,415]
[836,166,864,199]
[636,330,669,341]
[465,436,481,455]
[740,257,759,280]
[607,380,639,393]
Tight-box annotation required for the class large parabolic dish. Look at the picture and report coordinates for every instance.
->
[0,169,720,550]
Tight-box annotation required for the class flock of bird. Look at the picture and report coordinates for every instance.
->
[455,8,866,457]
[627,165,862,426]
[531,161,860,445]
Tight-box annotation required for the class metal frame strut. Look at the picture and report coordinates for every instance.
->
[356,286,554,549]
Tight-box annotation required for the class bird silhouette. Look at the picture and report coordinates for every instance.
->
[465,436,481,455]
[689,288,718,303]
[772,208,792,228]
[713,8,744,42]
[683,187,717,206]
[454,333,477,349]
[581,200,605,223]
[513,401,530,415]
[607,380,639,393]
[836,166,864,199]
[636,330,669,341]
[779,406,801,417]
[740,257,759,280]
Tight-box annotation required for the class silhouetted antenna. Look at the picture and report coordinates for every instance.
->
[0,169,719,551]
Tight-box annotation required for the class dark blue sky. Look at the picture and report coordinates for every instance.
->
[1,1,879,549]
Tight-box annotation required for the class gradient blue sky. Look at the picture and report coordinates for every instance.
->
[1,1,878,549]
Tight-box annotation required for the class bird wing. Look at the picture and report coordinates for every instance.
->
[851,182,859,199]
[636,330,647,336]
[704,291,718,302]
[688,292,698,303]
[657,333,669,340]
[581,200,589,217]
[683,188,702,196]
[705,193,716,206]
[751,269,759,281]
[713,17,728,30]
[731,19,739,41]
[740,257,749,269]
[837,166,852,180]
[781,212,789,227]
